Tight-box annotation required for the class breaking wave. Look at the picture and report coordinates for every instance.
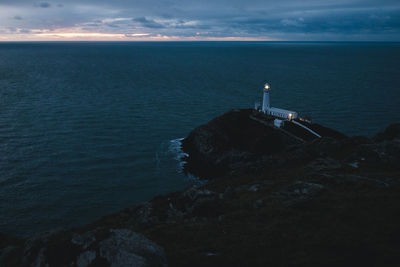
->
[168,138,188,173]
[168,138,206,184]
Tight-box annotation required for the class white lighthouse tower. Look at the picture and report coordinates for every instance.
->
[262,82,271,113]
[259,81,298,121]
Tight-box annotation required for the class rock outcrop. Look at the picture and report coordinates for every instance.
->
[1,111,399,267]
[182,109,348,178]
[16,228,167,267]
[182,109,301,178]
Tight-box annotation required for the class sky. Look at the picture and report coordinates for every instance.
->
[0,0,399,41]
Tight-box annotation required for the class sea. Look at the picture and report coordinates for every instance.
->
[0,42,399,237]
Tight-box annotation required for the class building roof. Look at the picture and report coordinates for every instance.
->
[268,107,298,115]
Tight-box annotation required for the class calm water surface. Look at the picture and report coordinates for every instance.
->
[0,42,399,237]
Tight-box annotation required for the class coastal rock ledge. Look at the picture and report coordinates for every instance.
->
[1,109,400,267]
[182,109,347,178]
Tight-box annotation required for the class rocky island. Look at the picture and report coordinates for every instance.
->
[1,109,400,267]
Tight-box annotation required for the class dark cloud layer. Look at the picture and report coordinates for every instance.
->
[133,17,165,29]
[36,2,51,8]
[1,0,399,40]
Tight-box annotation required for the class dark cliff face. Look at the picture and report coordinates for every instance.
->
[182,109,302,178]
[182,109,348,179]
[1,111,399,267]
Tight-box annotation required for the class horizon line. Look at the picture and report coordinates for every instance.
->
[0,40,399,43]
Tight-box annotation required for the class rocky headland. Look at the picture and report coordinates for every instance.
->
[1,109,400,267]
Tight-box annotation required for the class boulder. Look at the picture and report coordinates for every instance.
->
[20,228,167,267]
[98,229,167,267]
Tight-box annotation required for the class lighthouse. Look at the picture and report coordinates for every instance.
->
[259,81,298,121]
[262,82,271,113]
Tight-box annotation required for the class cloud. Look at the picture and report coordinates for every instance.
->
[18,28,30,33]
[281,19,305,27]
[13,15,23,20]
[36,2,51,8]
[124,33,150,37]
[0,0,399,41]
[133,17,165,29]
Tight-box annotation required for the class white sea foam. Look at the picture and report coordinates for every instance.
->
[168,138,206,185]
[168,137,188,173]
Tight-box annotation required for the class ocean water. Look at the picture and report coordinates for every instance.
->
[0,42,399,237]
